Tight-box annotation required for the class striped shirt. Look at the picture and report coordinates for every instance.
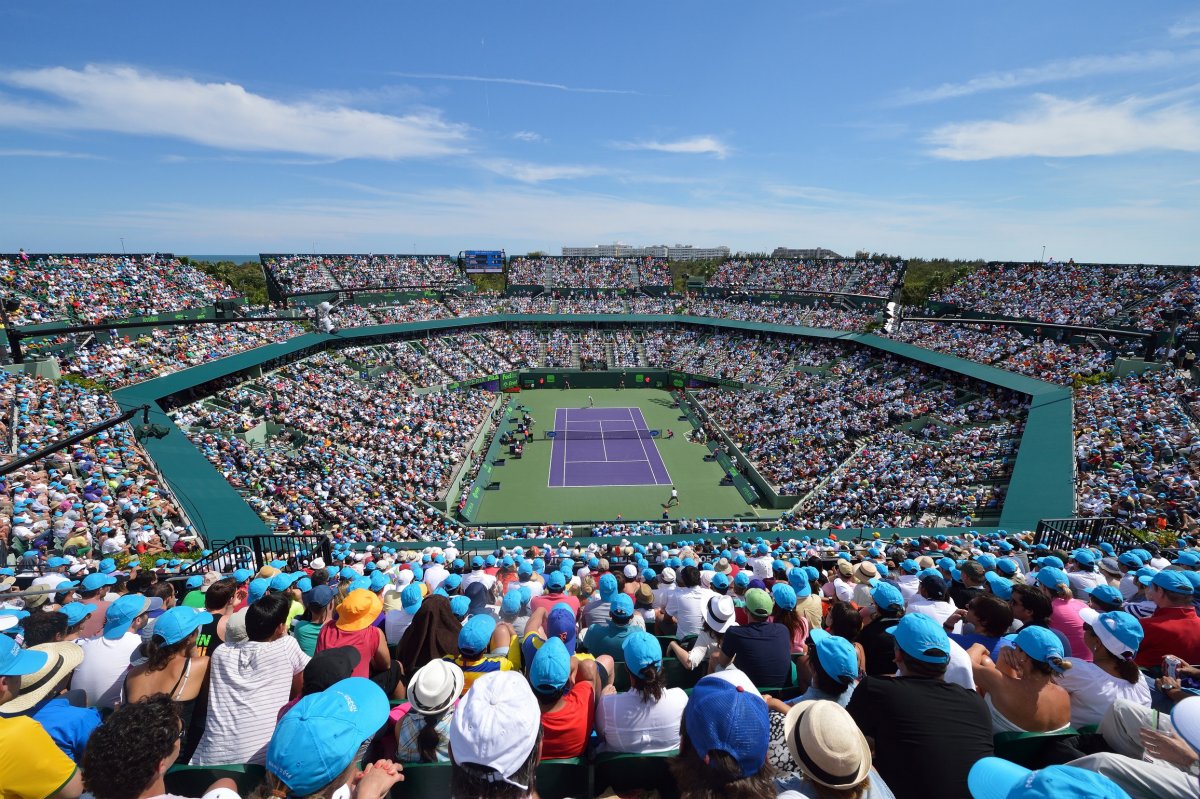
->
[190,636,309,766]
[442,653,512,693]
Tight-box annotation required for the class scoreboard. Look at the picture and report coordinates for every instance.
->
[462,250,505,273]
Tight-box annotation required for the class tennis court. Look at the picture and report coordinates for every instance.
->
[548,407,673,487]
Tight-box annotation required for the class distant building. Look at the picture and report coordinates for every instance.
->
[562,243,730,260]
[771,247,843,259]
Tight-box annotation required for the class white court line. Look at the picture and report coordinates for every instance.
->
[628,406,673,485]
[564,458,653,464]
[598,421,610,461]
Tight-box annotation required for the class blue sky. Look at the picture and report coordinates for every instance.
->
[2,1,1199,262]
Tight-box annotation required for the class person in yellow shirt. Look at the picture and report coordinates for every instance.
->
[442,615,510,694]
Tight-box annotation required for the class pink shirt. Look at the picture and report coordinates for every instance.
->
[1049,598,1092,662]
[315,623,383,677]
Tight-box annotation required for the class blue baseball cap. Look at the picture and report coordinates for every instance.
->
[1174,551,1200,567]
[248,578,271,604]
[683,676,770,778]
[1117,552,1144,569]
[545,571,566,592]
[82,573,117,592]
[1035,556,1065,570]
[870,581,904,612]
[1088,584,1124,608]
[401,583,423,613]
[369,572,390,592]
[984,572,1014,601]
[449,595,471,619]
[58,602,97,628]
[996,558,1019,577]
[153,606,214,646]
[295,577,313,594]
[98,558,117,574]
[1141,569,1194,595]
[104,594,151,640]
[46,557,68,568]
[348,576,372,593]
[529,636,572,695]
[900,559,920,574]
[622,630,662,675]
[0,633,48,676]
[269,572,298,592]
[267,678,390,796]
[609,593,634,621]
[977,554,998,571]
[1035,567,1069,591]
[441,574,462,592]
[470,556,484,569]
[500,589,522,615]
[307,584,337,608]
[1071,549,1097,568]
[598,573,618,602]
[1012,626,1066,671]
[771,583,797,611]
[967,757,1130,799]
[710,572,730,592]
[809,628,859,684]
[458,614,496,656]
[231,568,254,584]
[185,575,204,590]
[887,612,950,664]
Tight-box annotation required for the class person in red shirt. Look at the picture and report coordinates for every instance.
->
[1136,570,1200,668]
[528,637,600,759]
[530,571,580,617]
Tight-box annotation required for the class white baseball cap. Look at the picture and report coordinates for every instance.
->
[660,567,676,584]
[623,564,638,580]
[309,558,326,571]
[449,671,541,789]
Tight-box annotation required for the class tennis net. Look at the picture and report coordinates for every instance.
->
[545,428,661,440]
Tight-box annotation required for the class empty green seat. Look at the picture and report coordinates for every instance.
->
[594,750,679,799]
[165,763,266,797]
[536,756,591,799]
[993,729,1079,768]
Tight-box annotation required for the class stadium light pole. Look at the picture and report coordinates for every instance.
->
[1041,245,1046,263]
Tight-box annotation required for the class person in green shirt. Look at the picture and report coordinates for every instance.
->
[580,594,637,661]
[291,584,336,657]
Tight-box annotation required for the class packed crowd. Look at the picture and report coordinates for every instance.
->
[265,255,463,294]
[8,530,1200,799]
[1,254,237,325]
[708,258,905,297]
[176,353,496,537]
[694,346,1030,509]
[506,257,668,289]
[933,262,1195,328]
[1,370,193,561]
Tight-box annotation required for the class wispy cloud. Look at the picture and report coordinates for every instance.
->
[0,64,468,160]
[895,50,1200,104]
[613,135,729,158]
[390,71,638,95]
[1170,15,1200,38]
[0,148,102,159]
[477,158,606,183]
[927,94,1200,160]
[512,130,543,143]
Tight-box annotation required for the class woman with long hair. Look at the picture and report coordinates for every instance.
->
[771,584,810,655]
[122,606,212,758]
[597,631,689,753]
[1055,608,1151,727]
[395,659,464,763]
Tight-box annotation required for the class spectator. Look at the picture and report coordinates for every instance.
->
[1037,567,1092,663]
[668,594,736,672]
[449,671,544,798]
[71,594,151,709]
[787,628,859,708]
[444,614,512,692]
[316,589,389,682]
[194,577,238,659]
[968,626,1072,733]
[1010,583,1074,659]
[846,613,993,799]
[597,631,688,753]
[716,588,791,688]
[383,584,423,648]
[122,606,213,755]
[394,595,461,683]
[968,757,1134,799]
[1135,569,1200,667]
[190,592,310,765]
[529,637,599,759]
[0,636,96,763]
[779,699,896,799]
[80,695,198,799]
[661,566,710,640]
[1056,609,1150,728]
[906,572,961,633]
[669,674,775,798]
[858,582,905,677]
[580,594,637,661]
[948,595,1014,654]
[291,584,336,657]
[395,659,463,763]
[261,677,401,799]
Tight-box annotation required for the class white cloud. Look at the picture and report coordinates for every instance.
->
[613,135,729,158]
[512,130,543,143]
[895,50,1200,104]
[0,148,101,159]
[927,94,1200,160]
[0,64,468,160]
[477,159,606,183]
[390,71,638,95]
[1170,15,1200,38]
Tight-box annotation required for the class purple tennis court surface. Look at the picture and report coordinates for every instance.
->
[548,407,673,488]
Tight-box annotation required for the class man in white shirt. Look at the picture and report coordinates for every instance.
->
[422,557,449,593]
[191,592,310,765]
[71,593,151,708]
[661,567,711,640]
[749,545,774,580]
[460,557,496,593]
[896,559,921,603]
[653,567,677,611]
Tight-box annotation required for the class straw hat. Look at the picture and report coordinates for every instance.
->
[0,642,84,714]
[783,701,872,790]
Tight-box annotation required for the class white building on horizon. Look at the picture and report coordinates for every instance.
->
[561,242,730,260]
